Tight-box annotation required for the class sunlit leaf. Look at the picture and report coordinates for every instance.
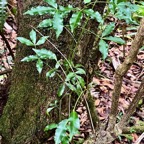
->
[75,68,86,75]
[44,0,57,9]
[104,36,125,44]
[53,12,64,38]
[99,39,108,60]
[84,0,91,4]
[57,83,65,97]
[102,22,115,37]
[17,37,34,46]
[21,55,38,62]
[46,69,56,78]
[33,48,57,60]
[66,82,76,91]
[38,19,52,28]
[30,29,36,44]
[54,119,68,144]
[36,59,43,74]
[69,11,83,33]
[36,36,49,45]
[24,6,55,15]
[68,111,80,141]
[44,123,58,131]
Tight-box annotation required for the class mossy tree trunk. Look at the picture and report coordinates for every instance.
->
[0,0,106,143]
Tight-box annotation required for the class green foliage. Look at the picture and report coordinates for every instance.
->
[0,0,7,31]
[45,111,80,144]
[99,22,125,59]
[24,0,104,37]
[108,0,141,24]
[17,1,137,143]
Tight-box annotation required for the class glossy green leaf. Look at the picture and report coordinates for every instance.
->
[36,36,49,45]
[75,68,86,75]
[44,0,57,9]
[102,22,115,37]
[46,107,54,114]
[17,37,34,46]
[24,6,55,15]
[84,9,103,23]
[54,119,68,144]
[38,19,52,28]
[70,11,83,33]
[84,0,91,4]
[68,111,80,141]
[65,72,75,82]
[46,69,56,78]
[21,55,38,62]
[33,48,57,60]
[36,59,43,74]
[99,39,108,60]
[30,29,36,44]
[104,36,125,44]
[53,12,63,38]
[76,75,85,88]
[59,5,74,17]
[66,82,76,92]
[57,83,65,97]
[55,61,61,69]
[44,123,58,131]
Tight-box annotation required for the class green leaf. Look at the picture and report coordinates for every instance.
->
[116,2,138,24]
[99,39,108,60]
[38,19,52,28]
[46,107,55,114]
[84,0,91,4]
[59,5,74,17]
[17,37,34,46]
[76,75,85,88]
[75,68,86,75]
[46,69,56,78]
[24,6,55,15]
[65,72,75,82]
[104,36,125,44]
[55,61,61,69]
[66,82,76,92]
[44,0,57,9]
[102,22,115,37]
[68,111,80,141]
[36,36,49,45]
[21,55,38,62]
[70,11,83,33]
[53,12,64,38]
[84,9,103,23]
[30,29,36,44]
[44,123,58,131]
[54,119,68,144]
[36,59,43,74]
[57,83,65,97]
[33,48,57,60]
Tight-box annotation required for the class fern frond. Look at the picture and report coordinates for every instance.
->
[0,0,7,31]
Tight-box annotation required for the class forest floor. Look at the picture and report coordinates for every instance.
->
[0,12,144,144]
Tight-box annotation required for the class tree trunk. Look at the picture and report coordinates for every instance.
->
[0,0,106,143]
